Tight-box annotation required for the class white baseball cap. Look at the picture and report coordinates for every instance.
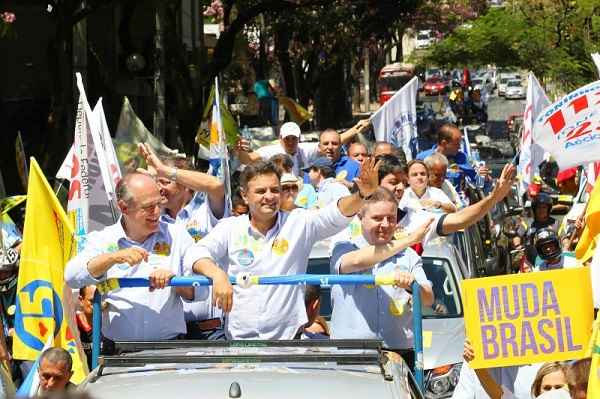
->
[280,122,301,138]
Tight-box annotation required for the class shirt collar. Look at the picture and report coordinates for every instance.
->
[245,211,285,240]
[114,217,168,246]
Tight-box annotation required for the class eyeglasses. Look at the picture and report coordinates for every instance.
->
[282,184,299,192]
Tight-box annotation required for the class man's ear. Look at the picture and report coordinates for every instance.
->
[118,199,129,214]
[240,189,248,205]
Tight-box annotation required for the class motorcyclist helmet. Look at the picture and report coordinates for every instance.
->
[0,246,19,290]
[534,228,561,261]
[532,192,553,210]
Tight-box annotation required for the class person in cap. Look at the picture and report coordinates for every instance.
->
[279,173,303,211]
[306,156,351,208]
[183,157,381,340]
[235,120,371,177]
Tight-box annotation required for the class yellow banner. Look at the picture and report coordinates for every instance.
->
[462,268,593,369]
[13,158,88,382]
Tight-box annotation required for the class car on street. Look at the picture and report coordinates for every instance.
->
[416,30,435,49]
[423,77,448,96]
[470,77,493,94]
[504,79,525,99]
[80,340,423,399]
[421,242,467,398]
[497,73,520,96]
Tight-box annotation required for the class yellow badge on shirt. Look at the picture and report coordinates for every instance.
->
[153,241,171,256]
[272,238,289,256]
[336,170,348,181]
[389,298,408,317]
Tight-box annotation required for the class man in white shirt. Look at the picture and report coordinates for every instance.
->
[424,152,465,209]
[183,157,381,339]
[65,173,194,344]
[138,143,229,339]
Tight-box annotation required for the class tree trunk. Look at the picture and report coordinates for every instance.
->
[315,58,351,129]
[274,26,295,99]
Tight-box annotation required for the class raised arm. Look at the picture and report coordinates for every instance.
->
[233,138,263,165]
[139,143,226,218]
[440,164,516,235]
[338,219,433,273]
[337,157,380,217]
[340,119,371,145]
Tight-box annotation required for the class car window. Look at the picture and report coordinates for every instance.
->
[507,80,521,87]
[422,257,462,318]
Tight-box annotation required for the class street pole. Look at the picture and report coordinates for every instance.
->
[153,3,166,141]
[363,47,370,113]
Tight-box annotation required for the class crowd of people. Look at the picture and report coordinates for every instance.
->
[0,118,595,398]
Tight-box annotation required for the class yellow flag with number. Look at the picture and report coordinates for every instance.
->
[12,158,88,383]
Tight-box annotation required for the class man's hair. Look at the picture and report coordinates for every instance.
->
[348,142,368,154]
[269,154,294,174]
[78,285,95,299]
[407,159,429,176]
[311,165,335,179]
[373,141,406,165]
[423,152,449,169]
[376,154,406,182]
[39,347,73,372]
[319,128,339,139]
[240,161,281,190]
[305,285,321,306]
[232,191,246,208]
[437,123,459,144]
[362,187,398,209]
[115,172,153,203]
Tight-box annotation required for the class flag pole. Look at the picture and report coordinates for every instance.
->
[91,290,102,369]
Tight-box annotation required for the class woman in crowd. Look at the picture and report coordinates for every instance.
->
[400,160,457,214]
[530,362,569,398]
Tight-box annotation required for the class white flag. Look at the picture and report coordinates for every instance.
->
[533,80,600,170]
[592,53,600,77]
[518,73,550,187]
[92,98,122,204]
[67,74,117,238]
[370,76,418,161]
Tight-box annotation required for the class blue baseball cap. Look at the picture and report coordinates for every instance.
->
[304,156,333,171]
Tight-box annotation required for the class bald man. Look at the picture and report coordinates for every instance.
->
[65,173,194,344]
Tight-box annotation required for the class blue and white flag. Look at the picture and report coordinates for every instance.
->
[371,76,418,161]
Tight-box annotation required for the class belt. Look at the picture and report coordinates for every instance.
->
[188,318,222,332]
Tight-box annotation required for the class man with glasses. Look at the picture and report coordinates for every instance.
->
[65,173,194,345]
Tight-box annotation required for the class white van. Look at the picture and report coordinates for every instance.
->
[416,30,434,49]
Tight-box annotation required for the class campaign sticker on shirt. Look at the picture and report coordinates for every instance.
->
[153,241,171,256]
[388,297,408,317]
[336,170,348,181]
[237,249,255,267]
[186,221,204,242]
[271,238,289,256]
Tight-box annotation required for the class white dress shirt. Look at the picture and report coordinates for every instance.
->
[65,220,192,341]
[183,202,352,339]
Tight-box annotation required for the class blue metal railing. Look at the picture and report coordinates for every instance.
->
[91,275,424,392]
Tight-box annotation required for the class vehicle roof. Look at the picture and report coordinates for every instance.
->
[82,343,415,399]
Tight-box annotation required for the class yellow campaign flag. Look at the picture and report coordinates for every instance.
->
[13,158,88,383]
[576,179,600,262]
[278,96,312,126]
[586,312,600,398]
